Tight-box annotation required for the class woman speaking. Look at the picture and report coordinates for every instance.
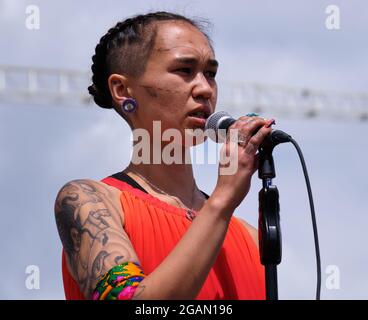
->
[54,11,274,300]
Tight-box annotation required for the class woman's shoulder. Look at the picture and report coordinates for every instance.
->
[55,178,125,226]
[234,217,259,249]
[57,178,121,196]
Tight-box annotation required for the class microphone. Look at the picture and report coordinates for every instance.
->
[205,111,291,147]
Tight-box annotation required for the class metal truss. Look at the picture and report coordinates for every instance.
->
[0,65,367,121]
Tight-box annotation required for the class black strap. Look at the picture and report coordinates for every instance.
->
[110,171,210,199]
[111,171,148,194]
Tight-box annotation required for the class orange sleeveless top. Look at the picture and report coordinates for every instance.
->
[62,176,265,300]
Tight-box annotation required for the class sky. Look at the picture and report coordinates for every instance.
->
[0,0,367,299]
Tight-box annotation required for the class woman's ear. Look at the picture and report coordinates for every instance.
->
[107,74,135,128]
[108,74,134,107]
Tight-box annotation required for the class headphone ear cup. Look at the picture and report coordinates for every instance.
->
[122,98,138,113]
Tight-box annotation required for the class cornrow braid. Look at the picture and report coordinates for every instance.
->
[88,11,213,109]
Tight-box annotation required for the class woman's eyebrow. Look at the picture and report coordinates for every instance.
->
[174,57,219,67]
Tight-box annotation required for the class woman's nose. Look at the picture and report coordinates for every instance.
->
[192,73,214,100]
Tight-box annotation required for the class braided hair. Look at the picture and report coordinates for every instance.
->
[88,11,213,109]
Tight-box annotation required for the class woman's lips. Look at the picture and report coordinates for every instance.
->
[187,115,207,127]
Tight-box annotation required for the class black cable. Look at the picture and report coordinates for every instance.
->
[288,137,321,300]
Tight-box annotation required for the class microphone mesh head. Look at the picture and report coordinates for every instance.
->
[205,111,231,130]
[205,111,231,142]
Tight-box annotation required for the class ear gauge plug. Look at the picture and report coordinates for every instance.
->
[122,98,138,113]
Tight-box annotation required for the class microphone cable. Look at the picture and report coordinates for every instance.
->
[286,135,321,300]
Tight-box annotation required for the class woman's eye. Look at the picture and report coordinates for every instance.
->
[174,68,216,79]
[205,71,217,79]
[175,68,192,74]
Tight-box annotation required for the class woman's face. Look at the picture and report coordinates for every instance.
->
[129,21,218,144]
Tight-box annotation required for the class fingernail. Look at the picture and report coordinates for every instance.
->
[265,119,276,128]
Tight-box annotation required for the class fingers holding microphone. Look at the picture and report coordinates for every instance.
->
[227,115,275,157]
[242,118,275,155]
[219,114,275,179]
[209,112,276,212]
[213,114,276,212]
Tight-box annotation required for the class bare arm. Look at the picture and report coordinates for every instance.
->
[54,179,141,299]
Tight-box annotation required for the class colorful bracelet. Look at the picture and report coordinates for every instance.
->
[92,262,146,300]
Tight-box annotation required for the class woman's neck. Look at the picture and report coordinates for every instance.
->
[125,142,207,210]
[125,162,196,201]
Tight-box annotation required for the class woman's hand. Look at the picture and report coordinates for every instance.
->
[211,116,275,213]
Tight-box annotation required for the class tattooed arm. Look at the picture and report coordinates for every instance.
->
[54,179,141,299]
[55,179,258,300]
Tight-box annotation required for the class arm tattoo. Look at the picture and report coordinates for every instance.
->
[54,179,128,298]
[91,251,110,281]
[114,255,125,264]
